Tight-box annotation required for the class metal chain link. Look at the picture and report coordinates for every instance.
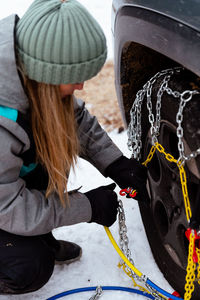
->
[127,67,182,160]
[147,72,173,137]
[144,282,167,300]
[89,286,103,300]
[165,88,200,162]
[128,67,200,163]
[118,200,136,277]
[118,200,166,300]
[88,200,166,300]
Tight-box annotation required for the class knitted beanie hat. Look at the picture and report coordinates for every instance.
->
[16,0,107,85]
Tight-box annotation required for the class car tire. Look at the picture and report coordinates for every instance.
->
[133,69,200,298]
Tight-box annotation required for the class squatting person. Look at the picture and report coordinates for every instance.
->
[0,0,148,294]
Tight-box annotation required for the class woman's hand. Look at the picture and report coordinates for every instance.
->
[85,183,119,227]
[106,156,150,205]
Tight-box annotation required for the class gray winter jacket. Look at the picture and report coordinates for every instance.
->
[0,15,123,236]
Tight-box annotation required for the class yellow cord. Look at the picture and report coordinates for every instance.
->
[118,262,150,293]
[104,226,143,277]
[105,226,168,300]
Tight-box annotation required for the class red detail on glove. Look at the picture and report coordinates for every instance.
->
[185,228,200,263]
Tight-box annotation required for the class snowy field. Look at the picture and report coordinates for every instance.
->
[0,1,174,299]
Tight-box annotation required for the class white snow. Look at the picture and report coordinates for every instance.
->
[0,1,174,299]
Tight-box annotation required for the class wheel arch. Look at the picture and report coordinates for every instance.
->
[113,5,200,126]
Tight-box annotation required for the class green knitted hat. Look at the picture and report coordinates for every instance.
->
[16,0,107,85]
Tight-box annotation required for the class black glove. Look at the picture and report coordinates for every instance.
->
[106,156,150,204]
[85,183,119,227]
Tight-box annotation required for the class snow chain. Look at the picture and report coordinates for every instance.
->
[185,232,196,300]
[127,67,200,299]
[89,286,103,300]
[117,199,162,298]
[143,143,192,222]
[117,199,167,300]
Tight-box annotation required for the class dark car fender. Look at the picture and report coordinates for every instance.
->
[112,0,200,126]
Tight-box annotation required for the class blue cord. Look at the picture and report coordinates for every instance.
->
[146,279,183,300]
[46,286,155,299]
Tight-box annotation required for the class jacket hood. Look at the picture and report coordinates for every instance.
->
[0,15,29,113]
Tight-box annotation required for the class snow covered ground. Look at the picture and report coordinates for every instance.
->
[0,1,174,299]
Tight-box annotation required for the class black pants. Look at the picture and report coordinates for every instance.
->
[0,230,57,294]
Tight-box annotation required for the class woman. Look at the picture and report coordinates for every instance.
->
[0,0,148,294]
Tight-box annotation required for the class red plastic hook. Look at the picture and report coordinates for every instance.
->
[185,228,200,263]
[119,188,137,198]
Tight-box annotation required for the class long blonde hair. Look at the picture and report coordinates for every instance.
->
[24,77,79,206]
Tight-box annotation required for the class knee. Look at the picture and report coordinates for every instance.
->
[21,245,55,292]
[0,237,55,294]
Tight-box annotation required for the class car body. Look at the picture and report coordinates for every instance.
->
[112,0,200,125]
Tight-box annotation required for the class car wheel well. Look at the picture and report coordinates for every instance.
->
[120,41,180,125]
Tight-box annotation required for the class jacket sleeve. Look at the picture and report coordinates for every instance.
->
[74,97,123,175]
[0,117,92,236]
